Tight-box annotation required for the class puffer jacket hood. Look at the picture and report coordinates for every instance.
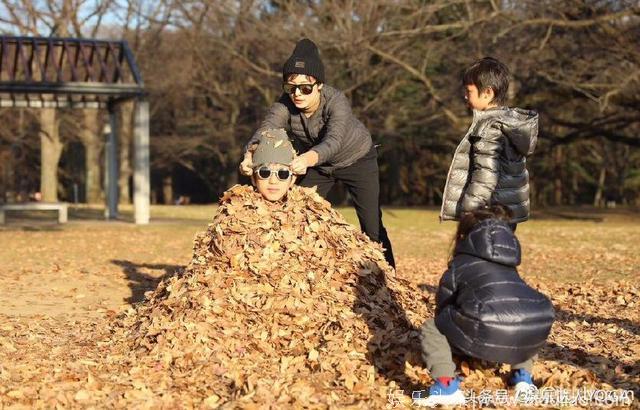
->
[492,107,538,156]
[440,107,539,223]
[455,219,521,267]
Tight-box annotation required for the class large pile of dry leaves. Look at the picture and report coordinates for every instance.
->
[108,185,430,407]
[0,185,638,409]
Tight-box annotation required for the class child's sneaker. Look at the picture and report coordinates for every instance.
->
[510,369,536,402]
[413,377,466,407]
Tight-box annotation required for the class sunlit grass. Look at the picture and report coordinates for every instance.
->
[1,203,637,283]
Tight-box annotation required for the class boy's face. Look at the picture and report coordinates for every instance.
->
[284,74,323,111]
[464,84,495,111]
[252,163,295,202]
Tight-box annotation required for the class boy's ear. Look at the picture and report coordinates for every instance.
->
[317,83,323,91]
[482,86,494,102]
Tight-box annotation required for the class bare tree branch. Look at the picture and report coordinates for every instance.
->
[366,43,462,127]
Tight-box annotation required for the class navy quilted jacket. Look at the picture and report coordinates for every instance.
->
[434,219,555,364]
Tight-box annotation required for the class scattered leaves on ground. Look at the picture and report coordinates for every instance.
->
[0,186,638,408]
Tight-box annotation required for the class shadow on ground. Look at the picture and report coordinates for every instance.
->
[354,264,425,394]
[70,207,135,222]
[0,222,64,232]
[532,210,604,222]
[0,207,135,228]
[541,342,639,395]
[0,210,66,230]
[111,260,184,304]
[417,283,438,294]
[531,206,640,222]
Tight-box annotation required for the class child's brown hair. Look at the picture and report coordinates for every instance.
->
[450,204,513,263]
[462,57,510,105]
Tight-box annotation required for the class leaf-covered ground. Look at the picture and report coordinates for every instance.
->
[0,197,638,409]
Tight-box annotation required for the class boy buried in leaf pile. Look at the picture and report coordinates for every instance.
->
[109,127,426,408]
[248,128,297,202]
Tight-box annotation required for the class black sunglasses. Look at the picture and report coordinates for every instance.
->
[255,166,292,181]
[283,83,317,95]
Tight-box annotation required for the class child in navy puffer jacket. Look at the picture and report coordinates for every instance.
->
[415,205,555,407]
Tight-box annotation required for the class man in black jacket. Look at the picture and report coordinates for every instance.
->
[415,206,555,407]
[240,38,395,268]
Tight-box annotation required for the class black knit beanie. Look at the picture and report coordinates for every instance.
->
[282,38,325,83]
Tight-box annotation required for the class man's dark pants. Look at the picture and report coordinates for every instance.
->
[298,147,395,268]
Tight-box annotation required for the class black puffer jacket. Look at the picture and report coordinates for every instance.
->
[440,107,538,223]
[434,219,555,364]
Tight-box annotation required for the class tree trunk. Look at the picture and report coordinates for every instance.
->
[425,184,433,206]
[224,108,240,194]
[119,101,134,204]
[162,174,173,205]
[39,108,63,202]
[570,172,578,205]
[530,179,537,208]
[227,166,238,189]
[593,167,606,207]
[553,146,563,205]
[80,110,103,203]
[386,147,400,205]
[618,145,630,205]
[0,151,8,203]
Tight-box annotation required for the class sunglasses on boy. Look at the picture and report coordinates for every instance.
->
[282,82,317,95]
[255,166,292,181]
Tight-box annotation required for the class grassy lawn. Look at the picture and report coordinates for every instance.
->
[0,202,636,319]
[151,203,640,282]
[1,204,637,290]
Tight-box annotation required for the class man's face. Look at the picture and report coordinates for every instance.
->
[252,163,295,201]
[284,75,323,111]
[464,84,494,111]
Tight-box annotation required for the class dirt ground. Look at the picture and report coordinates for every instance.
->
[0,221,188,318]
[0,205,638,408]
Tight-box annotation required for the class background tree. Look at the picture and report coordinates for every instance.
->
[1,0,638,207]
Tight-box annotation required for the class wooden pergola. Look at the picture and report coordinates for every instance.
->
[0,36,150,224]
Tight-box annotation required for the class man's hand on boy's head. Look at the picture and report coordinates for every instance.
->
[291,150,319,175]
[239,151,254,176]
[291,156,307,175]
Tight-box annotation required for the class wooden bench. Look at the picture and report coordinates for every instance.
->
[0,202,69,224]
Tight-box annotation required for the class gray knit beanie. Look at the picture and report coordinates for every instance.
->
[252,129,296,168]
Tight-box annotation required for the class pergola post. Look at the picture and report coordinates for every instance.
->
[134,98,150,224]
[104,102,119,219]
[0,37,147,224]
